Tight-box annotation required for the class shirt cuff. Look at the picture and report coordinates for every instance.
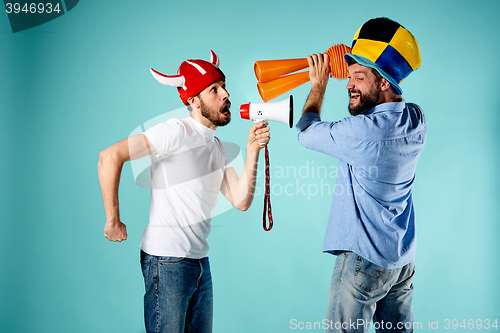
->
[296,112,322,134]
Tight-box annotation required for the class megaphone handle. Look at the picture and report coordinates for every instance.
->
[254,119,267,145]
[263,144,273,231]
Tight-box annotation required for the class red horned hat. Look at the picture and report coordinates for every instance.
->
[150,50,225,105]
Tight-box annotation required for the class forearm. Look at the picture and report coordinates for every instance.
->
[303,52,330,117]
[231,146,260,211]
[303,83,327,117]
[222,122,269,211]
[98,149,124,222]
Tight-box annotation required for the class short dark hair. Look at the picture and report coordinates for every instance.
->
[347,57,357,66]
[347,58,398,95]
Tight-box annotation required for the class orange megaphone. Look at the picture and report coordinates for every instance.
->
[254,44,351,102]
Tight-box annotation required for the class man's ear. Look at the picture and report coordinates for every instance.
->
[187,95,200,109]
[379,78,392,92]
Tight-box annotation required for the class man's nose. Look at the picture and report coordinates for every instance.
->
[221,87,229,100]
[346,78,354,90]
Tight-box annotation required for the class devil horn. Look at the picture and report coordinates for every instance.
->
[210,50,220,68]
[150,68,185,87]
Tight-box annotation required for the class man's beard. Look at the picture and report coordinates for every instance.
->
[200,98,231,127]
[348,88,379,116]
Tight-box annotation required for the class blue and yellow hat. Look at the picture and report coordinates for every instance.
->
[344,18,421,95]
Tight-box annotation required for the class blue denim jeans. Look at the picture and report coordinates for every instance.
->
[140,251,213,333]
[326,252,415,333]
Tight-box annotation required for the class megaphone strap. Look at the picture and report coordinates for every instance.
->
[263,145,273,231]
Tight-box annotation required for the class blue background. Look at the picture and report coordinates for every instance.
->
[1,0,499,332]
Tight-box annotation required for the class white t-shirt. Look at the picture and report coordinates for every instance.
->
[140,117,231,258]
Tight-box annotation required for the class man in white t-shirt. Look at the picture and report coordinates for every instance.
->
[97,51,270,333]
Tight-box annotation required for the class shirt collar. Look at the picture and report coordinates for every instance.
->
[187,116,216,142]
[364,99,405,115]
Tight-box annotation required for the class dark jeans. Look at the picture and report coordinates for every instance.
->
[140,250,213,333]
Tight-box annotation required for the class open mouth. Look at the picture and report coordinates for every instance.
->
[349,91,360,102]
[221,103,231,117]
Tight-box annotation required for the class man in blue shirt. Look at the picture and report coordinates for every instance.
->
[296,18,427,332]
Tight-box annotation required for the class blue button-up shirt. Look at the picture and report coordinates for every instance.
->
[296,100,427,269]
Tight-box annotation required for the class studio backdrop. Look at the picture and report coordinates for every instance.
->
[1,0,499,332]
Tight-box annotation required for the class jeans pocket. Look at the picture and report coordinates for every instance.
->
[402,267,415,290]
[157,256,184,264]
[141,258,151,290]
[354,255,392,293]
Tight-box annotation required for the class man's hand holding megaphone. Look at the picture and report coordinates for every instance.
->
[248,121,271,149]
[239,96,293,231]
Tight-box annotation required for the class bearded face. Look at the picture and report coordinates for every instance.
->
[346,62,385,116]
[199,96,231,127]
[347,84,380,116]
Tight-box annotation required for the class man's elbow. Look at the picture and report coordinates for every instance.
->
[297,131,313,149]
[98,149,108,172]
[235,205,249,212]
[234,201,251,212]
[98,147,122,172]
